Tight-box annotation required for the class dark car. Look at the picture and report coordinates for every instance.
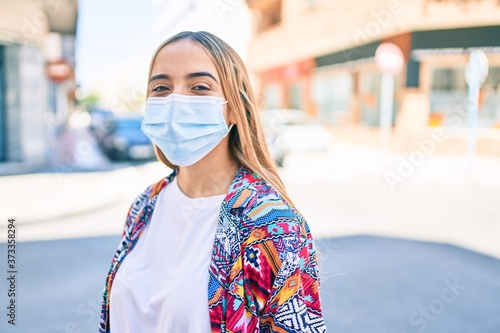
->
[101,116,155,161]
[89,109,114,144]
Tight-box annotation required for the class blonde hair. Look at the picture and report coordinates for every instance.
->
[147,31,293,206]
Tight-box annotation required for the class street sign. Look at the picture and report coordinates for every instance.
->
[375,43,405,148]
[47,60,73,83]
[465,50,489,85]
[375,42,404,76]
[465,50,489,174]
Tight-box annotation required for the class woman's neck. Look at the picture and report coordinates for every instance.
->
[176,146,239,198]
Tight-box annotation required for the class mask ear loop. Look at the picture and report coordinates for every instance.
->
[221,99,233,134]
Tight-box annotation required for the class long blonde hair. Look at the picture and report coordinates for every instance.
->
[147,31,293,206]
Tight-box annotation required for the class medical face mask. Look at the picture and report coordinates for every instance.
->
[141,94,233,166]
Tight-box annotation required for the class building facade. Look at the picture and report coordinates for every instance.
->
[0,0,78,173]
[247,0,500,153]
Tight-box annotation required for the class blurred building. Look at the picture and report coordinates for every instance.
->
[0,0,78,172]
[247,0,500,154]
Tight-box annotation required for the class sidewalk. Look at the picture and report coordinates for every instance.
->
[1,127,169,226]
[0,161,170,226]
[1,141,499,258]
[281,142,500,258]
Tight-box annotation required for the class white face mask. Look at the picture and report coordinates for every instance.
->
[141,94,233,166]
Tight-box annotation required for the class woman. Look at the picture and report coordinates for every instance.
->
[99,31,326,333]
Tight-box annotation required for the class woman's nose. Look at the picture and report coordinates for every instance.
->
[171,87,191,96]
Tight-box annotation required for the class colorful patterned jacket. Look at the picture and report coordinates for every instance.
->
[99,166,327,332]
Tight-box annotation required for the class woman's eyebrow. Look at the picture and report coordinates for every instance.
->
[149,73,171,82]
[186,71,219,84]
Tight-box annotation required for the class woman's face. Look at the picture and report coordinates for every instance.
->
[148,39,234,124]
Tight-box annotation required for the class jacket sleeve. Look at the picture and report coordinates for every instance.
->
[242,208,327,332]
[99,184,155,333]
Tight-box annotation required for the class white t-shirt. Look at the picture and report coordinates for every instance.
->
[110,175,226,333]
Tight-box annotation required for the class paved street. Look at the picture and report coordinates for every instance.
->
[1,139,500,332]
[281,145,500,259]
[0,236,119,333]
[317,235,500,332]
[0,235,499,332]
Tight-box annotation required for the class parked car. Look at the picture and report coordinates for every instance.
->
[260,109,331,166]
[101,116,155,161]
[89,109,114,139]
[260,115,288,167]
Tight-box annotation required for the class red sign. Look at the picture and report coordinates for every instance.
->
[47,60,73,82]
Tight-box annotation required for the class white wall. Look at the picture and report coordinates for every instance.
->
[20,44,50,164]
[4,44,50,164]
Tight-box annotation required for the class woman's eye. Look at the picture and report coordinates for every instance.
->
[152,85,169,92]
[193,85,210,91]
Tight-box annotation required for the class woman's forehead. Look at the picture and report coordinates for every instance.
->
[158,38,201,54]
[152,39,218,75]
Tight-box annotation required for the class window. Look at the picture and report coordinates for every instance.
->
[360,71,383,127]
[480,67,500,127]
[430,66,500,127]
[264,84,282,110]
[313,72,352,124]
[0,46,5,161]
[288,82,302,110]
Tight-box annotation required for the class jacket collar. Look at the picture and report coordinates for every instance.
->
[148,165,260,210]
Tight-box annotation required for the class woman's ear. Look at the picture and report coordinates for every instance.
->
[226,104,237,126]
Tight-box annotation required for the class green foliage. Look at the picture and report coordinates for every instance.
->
[77,93,100,111]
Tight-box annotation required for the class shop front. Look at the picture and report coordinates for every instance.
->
[314,41,395,128]
[260,58,316,114]
[412,25,500,129]
[313,25,500,132]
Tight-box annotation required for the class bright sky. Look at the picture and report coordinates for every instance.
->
[75,0,251,96]
[75,0,159,93]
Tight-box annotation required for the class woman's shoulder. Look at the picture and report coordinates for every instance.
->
[229,169,307,254]
[133,178,168,205]
[230,168,299,225]
[127,170,176,216]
